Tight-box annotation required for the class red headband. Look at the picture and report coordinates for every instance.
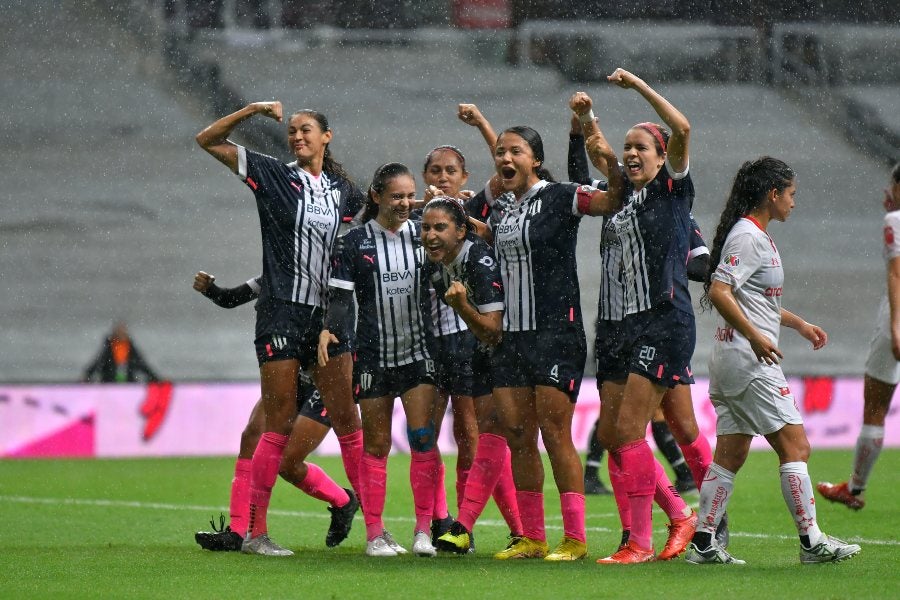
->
[634,122,666,154]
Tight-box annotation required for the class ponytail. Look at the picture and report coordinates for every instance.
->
[362,162,412,223]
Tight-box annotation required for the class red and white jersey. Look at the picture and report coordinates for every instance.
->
[709,217,785,396]
[882,211,900,262]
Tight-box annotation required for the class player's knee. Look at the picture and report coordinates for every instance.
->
[407,422,436,452]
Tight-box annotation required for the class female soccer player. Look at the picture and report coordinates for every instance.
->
[686,157,860,565]
[319,163,441,558]
[454,107,622,560]
[196,102,365,555]
[818,162,900,511]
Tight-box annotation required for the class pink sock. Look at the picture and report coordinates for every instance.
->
[296,462,350,507]
[360,452,388,541]
[410,449,440,533]
[432,458,449,520]
[679,435,713,489]
[607,451,632,531]
[516,490,546,542]
[617,439,655,550]
[229,458,251,537]
[337,429,363,502]
[248,432,288,538]
[560,492,586,543]
[653,458,689,521]
[455,465,470,514]
[492,445,522,535]
[457,433,506,531]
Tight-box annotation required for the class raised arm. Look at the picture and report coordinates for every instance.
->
[195,101,284,172]
[568,91,613,179]
[457,104,497,161]
[193,271,260,309]
[608,68,690,173]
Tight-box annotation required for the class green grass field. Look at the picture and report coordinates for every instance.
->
[2,449,897,599]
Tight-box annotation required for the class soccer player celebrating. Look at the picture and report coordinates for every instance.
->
[818,162,900,510]
[196,103,365,555]
[687,157,860,565]
[319,163,441,558]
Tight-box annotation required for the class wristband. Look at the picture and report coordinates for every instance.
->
[578,110,595,124]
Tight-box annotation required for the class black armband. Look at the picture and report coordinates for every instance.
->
[324,287,354,332]
[202,283,258,309]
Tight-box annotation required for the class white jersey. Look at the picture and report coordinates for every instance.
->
[708,217,785,396]
[864,210,900,382]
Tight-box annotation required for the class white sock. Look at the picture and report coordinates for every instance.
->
[849,425,884,493]
[779,462,823,547]
[696,462,735,535]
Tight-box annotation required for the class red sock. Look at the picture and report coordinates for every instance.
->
[229,458,251,537]
[410,449,440,532]
[432,457,449,520]
[458,433,506,531]
[493,446,522,535]
[296,462,350,507]
[617,439,655,550]
[248,432,288,538]
[560,492,586,543]
[455,465,470,515]
[679,435,713,489]
[516,490,545,542]
[337,429,363,501]
[360,452,388,541]
[607,450,631,531]
[653,458,688,521]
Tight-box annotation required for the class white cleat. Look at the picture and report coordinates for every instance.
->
[366,534,399,557]
[412,531,437,557]
[241,534,294,556]
[684,542,745,565]
[800,535,861,564]
[381,529,408,554]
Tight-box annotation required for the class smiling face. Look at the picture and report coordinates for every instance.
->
[494,132,541,197]
[769,179,797,222]
[422,205,466,265]
[622,127,666,189]
[374,174,416,230]
[424,148,468,198]
[287,113,332,167]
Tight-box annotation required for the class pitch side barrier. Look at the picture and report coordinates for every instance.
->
[2,377,896,458]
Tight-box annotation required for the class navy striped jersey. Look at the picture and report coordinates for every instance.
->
[423,236,504,337]
[329,219,430,368]
[611,163,694,316]
[488,180,594,332]
[236,146,364,307]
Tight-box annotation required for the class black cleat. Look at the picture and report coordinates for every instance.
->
[435,521,471,554]
[326,489,359,547]
[195,514,243,551]
[430,514,454,547]
[715,511,730,550]
[584,475,611,495]
[675,476,698,495]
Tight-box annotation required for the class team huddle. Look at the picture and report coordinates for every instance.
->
[189,67,889,565]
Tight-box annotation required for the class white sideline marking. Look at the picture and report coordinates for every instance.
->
[2,495,896,547]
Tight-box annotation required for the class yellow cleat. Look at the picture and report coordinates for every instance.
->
[545,536,588,561]
[493,536,549,560]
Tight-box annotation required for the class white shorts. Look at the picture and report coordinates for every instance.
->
[710,373,803,436]
[864,297,900,385]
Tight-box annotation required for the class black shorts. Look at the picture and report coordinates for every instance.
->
[431,330,477,396]
[354,358,436,401]
[254,299,324,368]
[471,345,494,398]
[296,372,332,428]
[491,326,587,402]
[595,318,628,386]
[620,303,696,389]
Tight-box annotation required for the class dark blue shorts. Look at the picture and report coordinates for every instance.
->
[620,303,696,389]
[595,318,628,386]
[431,330,477,396]
[471,345,494,398]
[254,299,323,368]
[296,372,332,428]
[491,326,586,402]
[353,358,436,401]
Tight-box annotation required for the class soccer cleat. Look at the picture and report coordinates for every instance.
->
[799,535,861,564]
[430,514,454,546]
[468,530,476,554]
[381,529,408,554]
[435,521,471,554]
[715,511,730,549]
[618,530,631,551]
[241,534,294,556]
[656,511,698,560]
[816,481,865,511]
[412,531,437,557]
[325,489,359,547]
[596,540,655,564]
[545,536,588,561]
[195,514,243,551]
[584,475,611,495]
[493,536,549,560]
[684,542,746,565]
[366,534,398,557]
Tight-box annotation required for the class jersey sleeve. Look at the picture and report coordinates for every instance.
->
[235,146,284,193]
[247,277,262,294]
[466,243,505,314]
[328,231,357,291]
[688,215,710,259]
[883,211,900,260]
[464,188,491,223]
[342,182,366,223]
[569,182,598,217]
[712,230,761,291]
